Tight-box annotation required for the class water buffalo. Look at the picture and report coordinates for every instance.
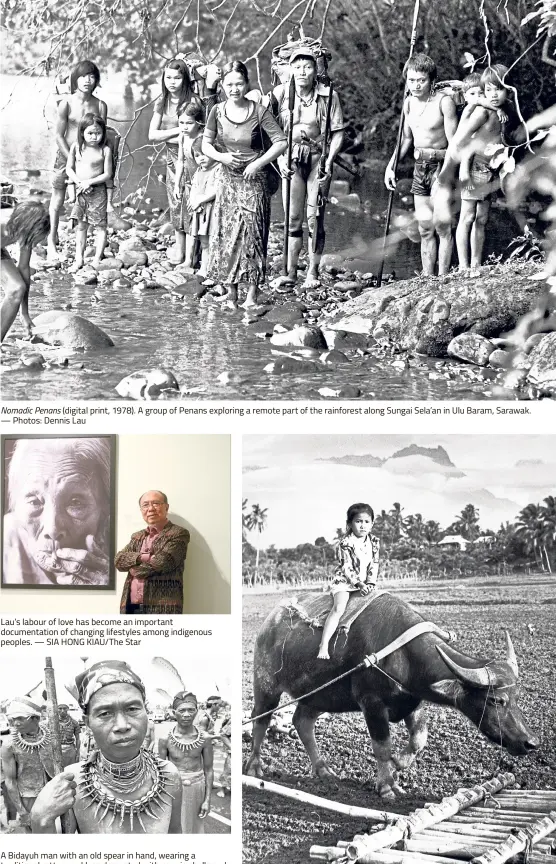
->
[245,593,539,800]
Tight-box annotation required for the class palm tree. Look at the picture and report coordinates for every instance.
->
[248,504,268,575]
[389,502,405,542]
[452,504,481,541]
[423,519,441,546]
[403,513,425,545]
[515,503,547,570]
[540,496,556,573]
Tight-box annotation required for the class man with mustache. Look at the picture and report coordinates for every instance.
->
[30,661,182,834]
[2,437,111,586]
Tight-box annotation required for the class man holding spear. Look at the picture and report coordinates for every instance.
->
[30,660,182,833]
[275,47,345,289]
[1,697,54,831]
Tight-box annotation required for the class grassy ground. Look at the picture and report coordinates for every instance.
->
[242,573,556,863]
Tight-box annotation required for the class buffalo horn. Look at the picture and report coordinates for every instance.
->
[505,630,519,678]
[436,645,495,688]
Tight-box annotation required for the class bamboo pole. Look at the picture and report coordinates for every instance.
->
[44,657,73,835]
[410,832,553,855]
[471,812,556,864]
[242,775,396,822]
[342,775,515,860]
[463,807,548,817]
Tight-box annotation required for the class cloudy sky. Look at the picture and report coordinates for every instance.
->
[1,645,231,708]
[243,435,556,548]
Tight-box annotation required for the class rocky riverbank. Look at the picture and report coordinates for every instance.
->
[3,202,554,400]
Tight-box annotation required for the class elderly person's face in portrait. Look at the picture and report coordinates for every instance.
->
[5,438,110,585]
[139,491,169,529]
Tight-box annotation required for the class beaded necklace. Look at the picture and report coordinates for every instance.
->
[168,725,204,752]
[78,748,175,832]
[14,727,49,753]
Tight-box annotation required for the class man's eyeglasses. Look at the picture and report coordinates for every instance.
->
[140,502,165,511]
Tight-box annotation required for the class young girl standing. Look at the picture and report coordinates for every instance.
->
[66,113,112,270]
[174,103,204,269]
[189,136,217,277]
[317,503,380,660]
[149,59,218,265]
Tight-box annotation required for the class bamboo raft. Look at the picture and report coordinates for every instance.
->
[306,776,556,864]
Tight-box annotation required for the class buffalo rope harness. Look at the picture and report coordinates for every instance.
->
[243,621,456,726]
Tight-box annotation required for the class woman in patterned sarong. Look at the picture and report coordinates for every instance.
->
[202,60,287,307]
[158,692,213,833]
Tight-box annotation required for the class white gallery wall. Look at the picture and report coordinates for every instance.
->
[0,434,231,615]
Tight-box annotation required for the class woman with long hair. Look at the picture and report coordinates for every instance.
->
[202,60,287,307]
[149,59,218,264]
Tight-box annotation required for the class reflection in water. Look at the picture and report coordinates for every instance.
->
[2,265,493,401]
[1,74,516,401]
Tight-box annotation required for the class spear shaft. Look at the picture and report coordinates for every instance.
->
[376,0,421,287]
[44,657,73,834]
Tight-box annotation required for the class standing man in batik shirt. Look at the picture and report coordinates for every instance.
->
[1,698,54,831]
[55,705,80,767]
[29,661,183,834]
[115,490,190,614]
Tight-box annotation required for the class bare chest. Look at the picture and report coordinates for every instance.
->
[407,96,446,145]
[74,773,172,834]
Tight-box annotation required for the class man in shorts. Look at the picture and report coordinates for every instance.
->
[385,54,458,276]
[48,60,118,263]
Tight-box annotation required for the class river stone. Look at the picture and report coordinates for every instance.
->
[21,352,45,369]
[270,325,327,349]
[447,334,495,366]
[115,368,180,399]
[324,268,542,357]
[526,332,556,394]
[524,332,547,354]
[489,348,513,369]
[73,270,97,286]
[32,312,114,349]
[120,249,148,267]
[320,349,350,365]
[264,357,319,374]
[96,268,122,283]
[119,236,147,253]
[159,222,174,237]
[96,258,123,271]
[264,303,305,326]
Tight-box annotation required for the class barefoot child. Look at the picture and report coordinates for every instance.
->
[66,113,112,270]
[451,65,511,271]
[385,54,458,276]
[1,201,50,341]
[174,103,204,268]
[48,61,111,263]
[189,136,216,277]
[317,503,380,660]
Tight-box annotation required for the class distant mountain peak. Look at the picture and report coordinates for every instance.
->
[515,459,543,467]
[317,454,384,468]
[390,444,455,467]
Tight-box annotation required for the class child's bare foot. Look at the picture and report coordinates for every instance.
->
[69,260,84,273]
[92,258,103,269]
[317,647,330,660]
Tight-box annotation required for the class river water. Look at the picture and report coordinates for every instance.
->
[0,74,516,401]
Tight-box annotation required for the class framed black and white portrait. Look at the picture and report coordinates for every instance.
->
[1,434,116,589]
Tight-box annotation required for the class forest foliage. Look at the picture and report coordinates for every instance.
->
[242,496,556,585]
[1,0,554,153]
